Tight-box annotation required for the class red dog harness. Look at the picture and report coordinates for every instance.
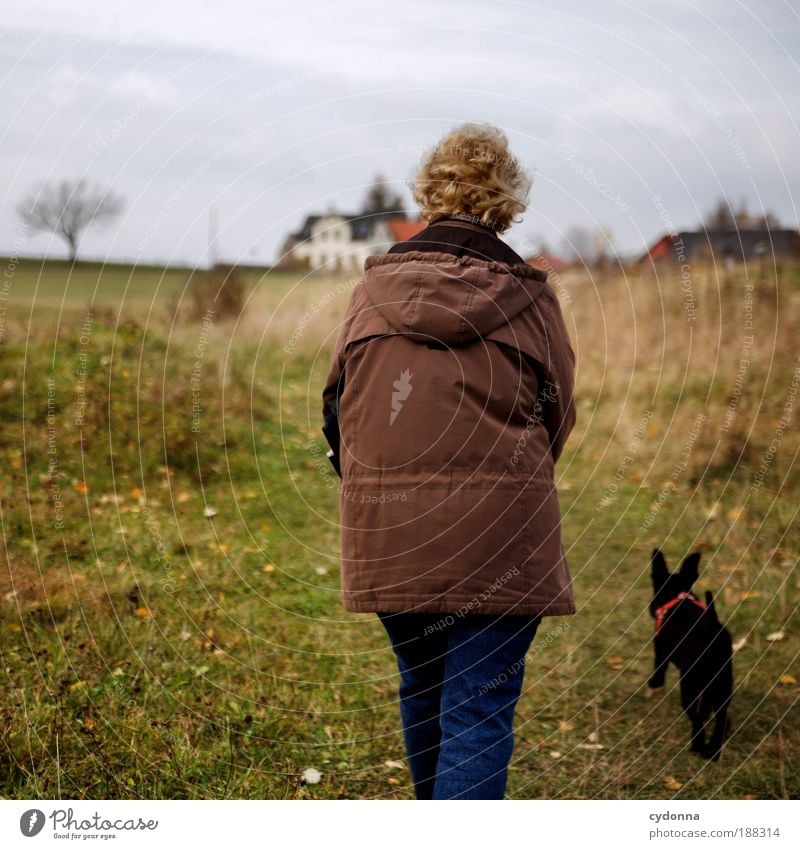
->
[654,591,706,633]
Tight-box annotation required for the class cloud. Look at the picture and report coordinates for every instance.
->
[1,0,798,265]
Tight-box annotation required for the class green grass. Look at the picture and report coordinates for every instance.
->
[0,259,798,799]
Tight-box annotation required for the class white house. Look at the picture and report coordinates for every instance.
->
[280,212,425,272]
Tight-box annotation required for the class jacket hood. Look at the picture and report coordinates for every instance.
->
[362,250,549,346]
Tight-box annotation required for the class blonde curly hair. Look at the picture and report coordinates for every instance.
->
[410,123,532,234]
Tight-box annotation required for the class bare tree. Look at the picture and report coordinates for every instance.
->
[560,225,594,265]
[751,209,782,229]
[17,177,125,262]
[592,224,615,267]
[703,195,783,231]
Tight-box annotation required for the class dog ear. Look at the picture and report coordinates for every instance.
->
[678,551,701,587]
[651,548,669,587]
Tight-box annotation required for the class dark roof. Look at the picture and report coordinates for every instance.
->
[643,228,800,262]
[292,211,407,242]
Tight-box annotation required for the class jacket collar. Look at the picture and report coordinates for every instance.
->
[433,215,501,234]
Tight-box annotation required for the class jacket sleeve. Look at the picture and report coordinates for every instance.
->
[322,326,347,424]
[545,293,577,464]
[321,289,359,476]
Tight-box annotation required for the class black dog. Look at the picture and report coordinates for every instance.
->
[648,548,734,761]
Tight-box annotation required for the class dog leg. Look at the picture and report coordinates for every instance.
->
[648,635,669,688]
[680,676,705,754]
[703,701,730,761]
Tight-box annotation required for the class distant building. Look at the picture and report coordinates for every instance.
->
[278,212,426,272]
[525,251,570,274]
[641,228,800,265]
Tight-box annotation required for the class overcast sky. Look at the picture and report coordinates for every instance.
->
[1,0,798,265]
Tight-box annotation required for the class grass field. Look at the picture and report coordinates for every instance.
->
[0,255,798,799]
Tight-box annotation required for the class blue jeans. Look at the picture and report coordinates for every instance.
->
[377,611,541,799]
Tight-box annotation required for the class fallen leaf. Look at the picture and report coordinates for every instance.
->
[732,636,747,652]
[314,566,328,576]
[778,675,797,686]
[558,721,575,733]
[69,680,87,691]
[203,506,218,518]
[302,768,322,785]
[605,656,624,665]
[587,731,599,743]
[549,750,563,759]
[134,607,152,619]
[766,631,785,642]
[384,760,404,769]
[387,777,401,785]
[263,564,275,573]
[74,481,89,494]
[664,777,684,791]
[576,743,604,750]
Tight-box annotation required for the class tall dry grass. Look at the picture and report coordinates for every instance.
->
[560,259,799,490]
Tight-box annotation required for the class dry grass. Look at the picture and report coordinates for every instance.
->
[0,256,797,799]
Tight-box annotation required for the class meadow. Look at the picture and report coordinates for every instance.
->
[0,254,798,799]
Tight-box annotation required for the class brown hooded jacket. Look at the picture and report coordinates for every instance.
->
[322,222,577,616]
